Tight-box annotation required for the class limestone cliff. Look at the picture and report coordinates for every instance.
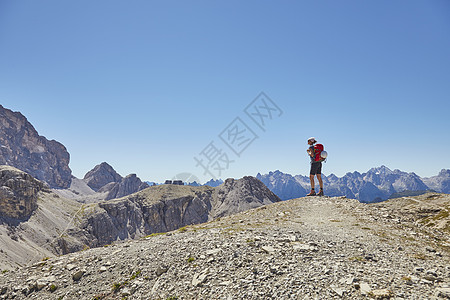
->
[0,165,45,219]
[0,105,71,189]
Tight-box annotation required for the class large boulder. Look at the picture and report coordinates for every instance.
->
[0,165,45,219]
[0,105,72,189]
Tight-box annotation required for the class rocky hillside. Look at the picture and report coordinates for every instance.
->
[0,105,72,189]
[0,169,280,269]
[258,166,450,202]
[0,167,83,270]
[0,193,448,299]
[0,166,46,219]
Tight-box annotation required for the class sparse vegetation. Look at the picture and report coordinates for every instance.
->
[187,256,195,263]
[178,226,188,233]
[348,256,365,262]
[112,282,123,292]
[144,232,166,238]
[130,270,141,280]
[413,253,427,260]
[49,284,57,292]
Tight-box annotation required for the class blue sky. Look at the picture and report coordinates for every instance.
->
[1,0,449,183]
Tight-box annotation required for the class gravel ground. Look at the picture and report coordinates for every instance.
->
[1,195,449,299]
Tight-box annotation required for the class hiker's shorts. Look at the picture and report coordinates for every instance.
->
[310,162,322,175]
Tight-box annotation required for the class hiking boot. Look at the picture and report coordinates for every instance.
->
[317,189,324,196]
[307,190,316,196]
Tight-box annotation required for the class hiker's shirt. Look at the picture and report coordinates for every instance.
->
[308,145,315,164]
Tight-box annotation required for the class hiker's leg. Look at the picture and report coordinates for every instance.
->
[317,174,323,190]
[309,174,315,190]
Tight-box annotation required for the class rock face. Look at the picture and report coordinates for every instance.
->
[83,162,149,200]
[75,176,280,248]
[105,174,150,200]
[0,166,44,219]
[0,105,72,189]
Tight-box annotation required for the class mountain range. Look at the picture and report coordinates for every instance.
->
[257,167,450,202]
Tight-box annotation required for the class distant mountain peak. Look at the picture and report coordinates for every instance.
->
[83,162,122,192]
[368,165,393,175]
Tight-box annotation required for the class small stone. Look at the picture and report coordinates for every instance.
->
[156,266,168,276]
[370,289,393,298]
[66,264,76,271]
[261,246,275,254]
[288,235,298,242]
[206,249,221,256]
[36,279,48,290]
[360,282,371,295]
[192,272,208,287]
[331,285,345,297]
[99,266,107,273]
[122,287,131,296]
[72,270,85,281]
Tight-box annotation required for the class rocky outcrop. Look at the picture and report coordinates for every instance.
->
[76,177,280,247]
[0,105,72,189]
[0,165,45,219]
[105,174,149,200]
[211,176,281,218]
[83,162,122,192]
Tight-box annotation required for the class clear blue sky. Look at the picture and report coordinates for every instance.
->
[1,0,449,183]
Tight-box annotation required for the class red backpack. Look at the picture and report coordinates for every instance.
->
[313,144,326,162]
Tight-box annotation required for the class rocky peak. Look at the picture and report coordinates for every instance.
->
[367,165,394,176]
[0,105,72,189]
[203,178,224,187]
[83,162,122,192]
[0,165,45,219]
[105,173,149,200]
[439,169,450,177]
[212,176,281,218]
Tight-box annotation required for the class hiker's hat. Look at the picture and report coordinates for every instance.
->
[308,137,317,143]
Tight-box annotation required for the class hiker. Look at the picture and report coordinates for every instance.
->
[306,137,324,196]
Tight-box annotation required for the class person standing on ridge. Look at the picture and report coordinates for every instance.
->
[306,137,324,196]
